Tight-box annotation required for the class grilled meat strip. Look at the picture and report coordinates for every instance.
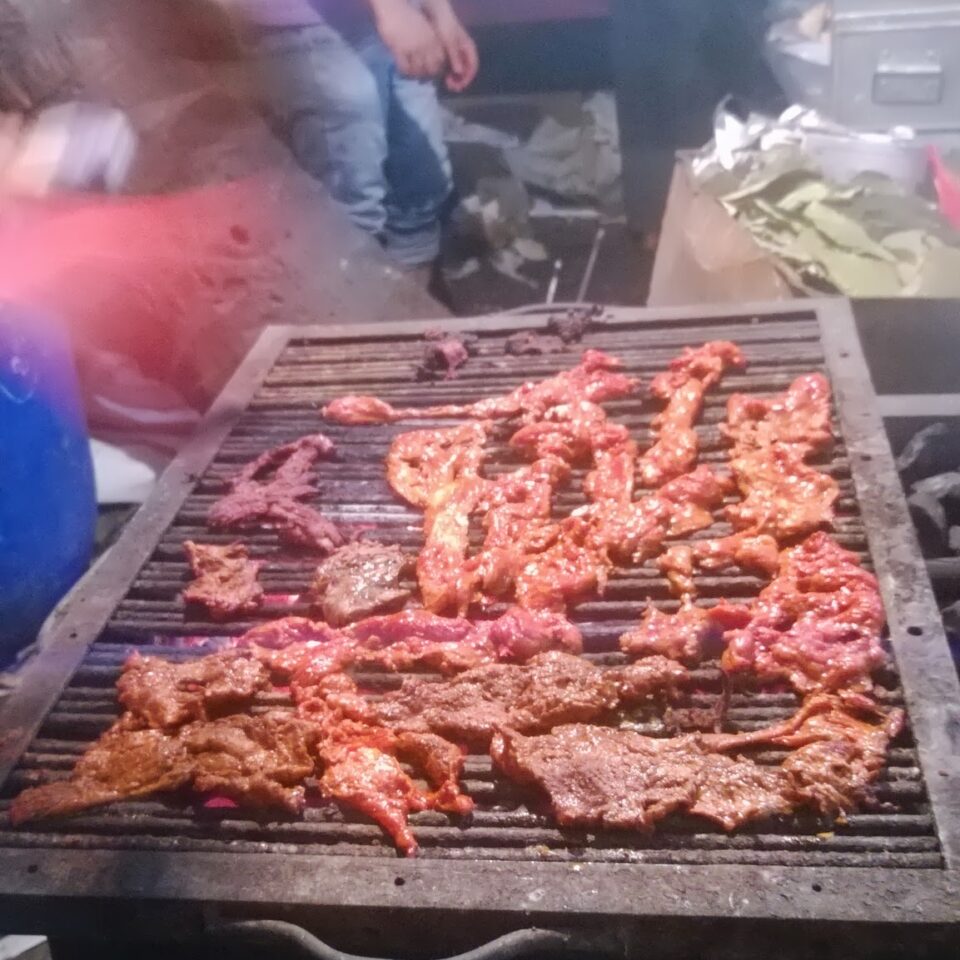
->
[182,541,264,621]
[492,687,902,832]
[117,650,270,731]
[246,607,584,683]
[722,374,839,540]
[323,350,638,425]
[310,541,413,626]
[637,342,746,488]
[10,712,319,825]
[313,651,688,747]
[208,433,344,553]
[717,532,887,695]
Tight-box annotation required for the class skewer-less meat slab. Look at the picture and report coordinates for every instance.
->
[182,541,264,621]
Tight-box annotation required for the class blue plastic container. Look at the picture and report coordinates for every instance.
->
[0,302,96,666]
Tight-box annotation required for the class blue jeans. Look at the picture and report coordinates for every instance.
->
[254,16,453,266]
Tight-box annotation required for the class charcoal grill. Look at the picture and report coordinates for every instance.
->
[1,299,958,959]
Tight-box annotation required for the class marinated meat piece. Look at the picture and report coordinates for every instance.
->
[208,433,344,554]
[117,651,269,730]
[310,541,413,626]
[651,341,747,395]
[387,422,488,508]
[318,742,428,856]
[322,351,637,425]
[658,467,734,536]
[366,652,686,746]
[504,331,565,356]
[416,331,478,382]
[686,754,794,829]
[182,541,263,621]
[492,724,795,833]
[395,732,473,814]
[637,342,746,489]
[781,740,878,816]
[244,607,583,684]
[185,713,318,814]
[637,381,704,488]
[10,712,319,825]
[619,600,725,665]
[546,307,599,344]
[491,725,703,830]
[724,373,833,454]
[658,545,695,597]
[692,534,780,576]
[9,723,190,824]
[510,401,629,464]
[719,533,887,694]
[726,445,840,540]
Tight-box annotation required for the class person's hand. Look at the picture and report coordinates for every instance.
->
[423,0,479,92]
[372,0,446,78]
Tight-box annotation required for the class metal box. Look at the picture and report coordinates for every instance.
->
[832,0,960,131]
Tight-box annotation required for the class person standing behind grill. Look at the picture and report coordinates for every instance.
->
[235,0,477,272]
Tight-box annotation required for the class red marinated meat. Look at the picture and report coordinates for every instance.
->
[182,541,264,621]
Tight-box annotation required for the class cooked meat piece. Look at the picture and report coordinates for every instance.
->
[724,373,833,454]
[504,331,565,356]
[637,342,746,489]
[244,607,583,685]
[182,541,264,621]
[310,541,413,626]
[719,533,887,694]
[620,600,725,665]
[726,445,840,540]
[366,651,686,746]
[387,422,488,508]
[9,723,191,824]
[658,545,695,597]
[781,740,878,816]
[687,754,794,829]
[492,724,794,833]
[658,467,734,536]
[10,712,319,825]
[692,534,780,577]
[510,401,629,464]
[184,712,318,813]
[546,307,599,344]
[416,331,478,381]
[322,350,637,425]
[208,433,344,554]
[318,742,428,856]
[117,651,269,730]
[395,732,473,814]
[492,725,703,830]
[637,381,705,488]
[650,341,747,395]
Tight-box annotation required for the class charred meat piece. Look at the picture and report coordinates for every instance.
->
[504,331,565,356]
[619,600,725,665]
[322,350,637,425]
[364,651,686,746]
[208,433,344,553]
[117,650,269,731]
[416,330,478,381]
[182,541,263,621]
[10,712,318,825]
[719,533,887,695]
[310,541,413,626]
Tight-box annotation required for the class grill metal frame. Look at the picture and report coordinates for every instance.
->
[1,298,958,943]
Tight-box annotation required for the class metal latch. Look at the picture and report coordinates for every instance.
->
[873,61,944,105]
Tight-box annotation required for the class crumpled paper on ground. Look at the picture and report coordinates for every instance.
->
[505,92,621,206]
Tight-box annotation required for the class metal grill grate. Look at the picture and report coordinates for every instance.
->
[1,301,957,944]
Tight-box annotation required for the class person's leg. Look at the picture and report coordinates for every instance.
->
[351,32,453,267]
[253,23,389,241]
